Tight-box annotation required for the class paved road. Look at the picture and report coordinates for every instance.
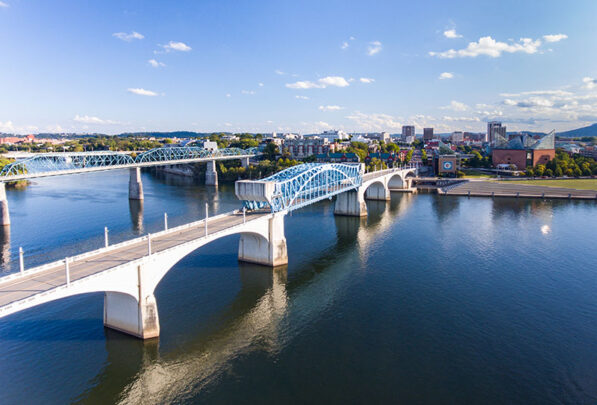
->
[445,180,597,199]
[0,211,269,309]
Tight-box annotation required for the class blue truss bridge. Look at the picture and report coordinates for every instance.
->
[0,146,259,181]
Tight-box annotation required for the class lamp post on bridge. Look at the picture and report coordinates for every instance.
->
[19,247,24,274]
[164,213,168,231]
[104,227,109,248]
[205,203,208,236]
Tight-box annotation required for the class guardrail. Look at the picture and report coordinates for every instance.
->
[0,210,273,315]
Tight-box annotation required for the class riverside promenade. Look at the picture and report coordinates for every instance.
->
[441,180,597,200]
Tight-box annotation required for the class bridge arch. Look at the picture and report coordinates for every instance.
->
[363,179,390,201]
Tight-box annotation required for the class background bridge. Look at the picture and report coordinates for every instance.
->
[0,147,258,181]
[0,163,417,339]
[0,146,258,226]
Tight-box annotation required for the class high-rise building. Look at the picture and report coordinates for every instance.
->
[487,121,506,145]
[423,128,434,142]
[401,125,415,141]
[451,131,464,143]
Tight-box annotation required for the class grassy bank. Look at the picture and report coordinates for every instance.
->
[497,179,597,191]
[461,169,496,179]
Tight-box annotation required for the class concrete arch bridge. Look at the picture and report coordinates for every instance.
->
[0,163,417,339]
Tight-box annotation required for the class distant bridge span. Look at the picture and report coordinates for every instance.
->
[0,163,417,339]
[0,146,258,226]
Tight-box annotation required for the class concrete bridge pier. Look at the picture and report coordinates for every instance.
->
[0,183,9,226]
[240,157,250,168]
[103,264,160,339]
[334,189,367,217]
[238,213,288,267]
[206,160,218,186]
[129,167,144,200]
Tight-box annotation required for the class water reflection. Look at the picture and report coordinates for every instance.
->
[83,265,289,405]
[128,200,144,235]
[0,226,9,267]
[431,194,460,222]
[79,198,409,404]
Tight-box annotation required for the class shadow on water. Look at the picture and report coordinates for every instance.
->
[430,194,461,222]
[76,199,412,404]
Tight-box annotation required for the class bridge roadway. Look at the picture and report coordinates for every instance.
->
[0,210,268,310]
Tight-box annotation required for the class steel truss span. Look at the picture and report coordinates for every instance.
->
[0,147,258,180]
[241,163,363,212]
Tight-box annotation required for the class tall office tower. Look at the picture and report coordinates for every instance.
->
[401,125,415,141]
[423,128,434,142]
[487,121,507,145]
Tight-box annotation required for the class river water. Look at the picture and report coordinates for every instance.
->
[0,170,596,404]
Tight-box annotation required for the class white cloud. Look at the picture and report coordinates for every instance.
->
[582,77,597,90]
[429,36,544,58]
[439,72,454,80]
[148,59,165,68]
[241,90,255,95]
[286,76,350,89]
[226,93,231,98]
[443,29,462,39]
[0,121,14,132]
[275,70,285,75]
[0,2,9,7]
[500,90,573,97]
[543,34,568,43]
[441,100,469,111]
[127,88,159,96]
[258,82,264,87]
[319,105,343,111]
[295,95,309,100]
[359,77,375,83]
[73,115,119,125]
[341,41,349,50]
[349,36,356,41]
[346,111,402,131]
[367,41,382,56]
[161,41,191,52]
[113,31,144,42]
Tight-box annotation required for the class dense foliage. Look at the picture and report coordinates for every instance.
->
[525,150,597,177]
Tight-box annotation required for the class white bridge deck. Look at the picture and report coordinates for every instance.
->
[0,210,268,313]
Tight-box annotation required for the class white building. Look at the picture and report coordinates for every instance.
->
[318,130,349,141]
[451,131,464,144]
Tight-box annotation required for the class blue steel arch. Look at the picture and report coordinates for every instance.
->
[135,147,256,163]
[242,163,363,213]
[0,152,135,177]
[0,147,258,178]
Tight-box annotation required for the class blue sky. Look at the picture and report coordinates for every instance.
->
[1,0,597,134]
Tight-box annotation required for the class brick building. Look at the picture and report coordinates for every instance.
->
[491,131,555,170]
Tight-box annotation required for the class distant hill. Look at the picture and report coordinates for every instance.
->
[557,123,597,138]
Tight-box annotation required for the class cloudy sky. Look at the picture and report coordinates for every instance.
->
[1,0,596,134]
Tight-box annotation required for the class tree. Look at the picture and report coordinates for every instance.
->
[535,164,545,176]
[525,167,534,177]
[545,168,553,177]
[264,142,278,159]
[555,166,563,177]
[421,149,427,162]
[574,167,582,177]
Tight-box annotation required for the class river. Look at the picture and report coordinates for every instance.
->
[0,170,596,404]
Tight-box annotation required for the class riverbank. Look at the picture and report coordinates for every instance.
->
[441,179,597,200]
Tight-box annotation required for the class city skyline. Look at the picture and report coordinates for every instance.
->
[1,0,597,134]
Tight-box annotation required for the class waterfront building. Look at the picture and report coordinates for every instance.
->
[315,152,360,163]
[284,138,330,158]
[491,131,555,169]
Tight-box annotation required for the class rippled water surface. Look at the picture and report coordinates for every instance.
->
[0,170,596,404]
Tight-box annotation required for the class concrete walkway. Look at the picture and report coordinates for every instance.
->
[443,180,597,200]
[0,211,268,308]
